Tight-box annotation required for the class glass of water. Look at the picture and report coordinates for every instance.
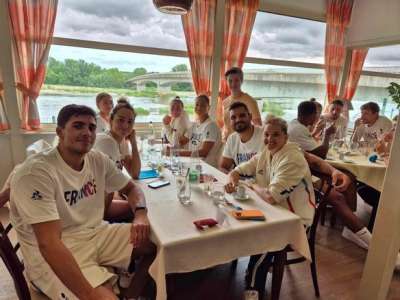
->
[176,175,192,205]
[210,182,225,205]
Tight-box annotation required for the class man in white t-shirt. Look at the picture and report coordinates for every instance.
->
[320,99,348,139]
[10,105,155,300]
[175,95,222,167]
[351,101,393,143]
[219,102,264,173]
[288,101,336,159]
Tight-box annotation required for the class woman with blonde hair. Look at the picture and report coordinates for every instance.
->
[162,96,191,147]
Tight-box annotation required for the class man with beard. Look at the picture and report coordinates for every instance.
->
[10,105,156,300]
[219,102,264,173]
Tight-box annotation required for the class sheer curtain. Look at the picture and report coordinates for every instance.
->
[8,0,58,130]
[182,0,216,96]
[217,0,258,126]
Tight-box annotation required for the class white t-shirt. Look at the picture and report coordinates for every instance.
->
[320,114,347,138]
[162,113,191,146]
[187,117,222,167]
[96,115,110,133]
[352,115,393,143]
[223,126,264,166]
[9,148,130,281]
[288,119,319,151]
[93,132,131,170]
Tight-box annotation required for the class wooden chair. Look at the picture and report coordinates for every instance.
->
[272,171,333,299]
[0,202,48,299]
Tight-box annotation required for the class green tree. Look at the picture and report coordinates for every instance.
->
[132,67,147,77]
[171,64,188,72]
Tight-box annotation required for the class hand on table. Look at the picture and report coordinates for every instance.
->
[87,286,118,300]
[225,171,240,193]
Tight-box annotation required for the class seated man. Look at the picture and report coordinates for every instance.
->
[320,99,348,139]
[10,105,156,300]
[225,117,315,298]
[351,101,392,143]
[288,100,336,159]
[219,102,264,174]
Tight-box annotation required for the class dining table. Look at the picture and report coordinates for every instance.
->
[326,149,386,191]
[136,156,311,300]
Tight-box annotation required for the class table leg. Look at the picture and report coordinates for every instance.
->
[270,250,286,300]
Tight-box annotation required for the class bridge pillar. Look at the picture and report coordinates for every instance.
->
[137,83,145,91]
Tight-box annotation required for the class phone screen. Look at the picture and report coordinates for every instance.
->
[148,180,170,189]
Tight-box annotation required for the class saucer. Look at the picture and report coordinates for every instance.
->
[232,192,250,201]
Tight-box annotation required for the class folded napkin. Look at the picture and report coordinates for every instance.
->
[139,169,159,180]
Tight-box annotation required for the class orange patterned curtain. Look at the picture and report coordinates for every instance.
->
[217,0,259,127]
[324,0,353,103]
[342,48,368,101]
[182,0,216,96]
[8,0,58,130]
[0,70,10,131]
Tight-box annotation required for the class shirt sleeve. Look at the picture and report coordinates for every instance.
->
[234,154,259,176]
[247,97,262,121]
[289,125,319,151]
[93,136,116,160]
[268,152,308,203]
[222,135,234,159]
[203,122,221,143]
[102,154,131,193]
[11,166,59,225]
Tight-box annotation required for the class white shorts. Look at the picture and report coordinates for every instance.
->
[32,223,133,300]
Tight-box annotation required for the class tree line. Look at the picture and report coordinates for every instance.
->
[45,57,192,91]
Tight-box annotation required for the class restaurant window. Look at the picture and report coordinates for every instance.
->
[39,45,195,124]
[248,12,325,63]
[54,0,186,50]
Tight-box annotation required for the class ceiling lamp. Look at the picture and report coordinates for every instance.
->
[153,0,194,15]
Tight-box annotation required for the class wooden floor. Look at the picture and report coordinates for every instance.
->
[1,207,400,300]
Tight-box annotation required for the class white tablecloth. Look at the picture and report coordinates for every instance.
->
[139,159,311,300]
[326,151,386,191]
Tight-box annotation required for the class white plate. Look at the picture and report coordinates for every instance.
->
[232,192,250,201]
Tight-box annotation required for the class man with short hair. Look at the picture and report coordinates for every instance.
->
[352,101,392,143]
[288,101,336,159]
[10,104,156,300]
[219,102,264,173]
[321,99,348,138]
[222,67,262,141]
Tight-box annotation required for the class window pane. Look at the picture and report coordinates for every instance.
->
[364,45,400,73]
[54,0,186,50]
[242,63,326,122]
[248,12,325,63]
[350,74,399,124]
[39,45,195,124]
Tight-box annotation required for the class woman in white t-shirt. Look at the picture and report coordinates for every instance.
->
[95,92,114,133]
[93,99,141,222]
[162,96,191,147]
[94,99,141,179]
[173,95,222,167]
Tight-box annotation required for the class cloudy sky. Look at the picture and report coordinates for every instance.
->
[50,0,400,72]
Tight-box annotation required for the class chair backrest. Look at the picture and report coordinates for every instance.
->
[0,212,31,299]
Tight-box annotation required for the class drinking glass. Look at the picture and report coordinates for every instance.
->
[202,173,214,195]
[210,182,225,205]
[176,175,192,205]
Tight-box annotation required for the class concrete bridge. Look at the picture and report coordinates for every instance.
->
[127,70,399,101]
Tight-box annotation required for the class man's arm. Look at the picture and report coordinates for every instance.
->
[119,181,150,247]
[32,221,116,300]
[308,124,335,159]
[219,156,235,174]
